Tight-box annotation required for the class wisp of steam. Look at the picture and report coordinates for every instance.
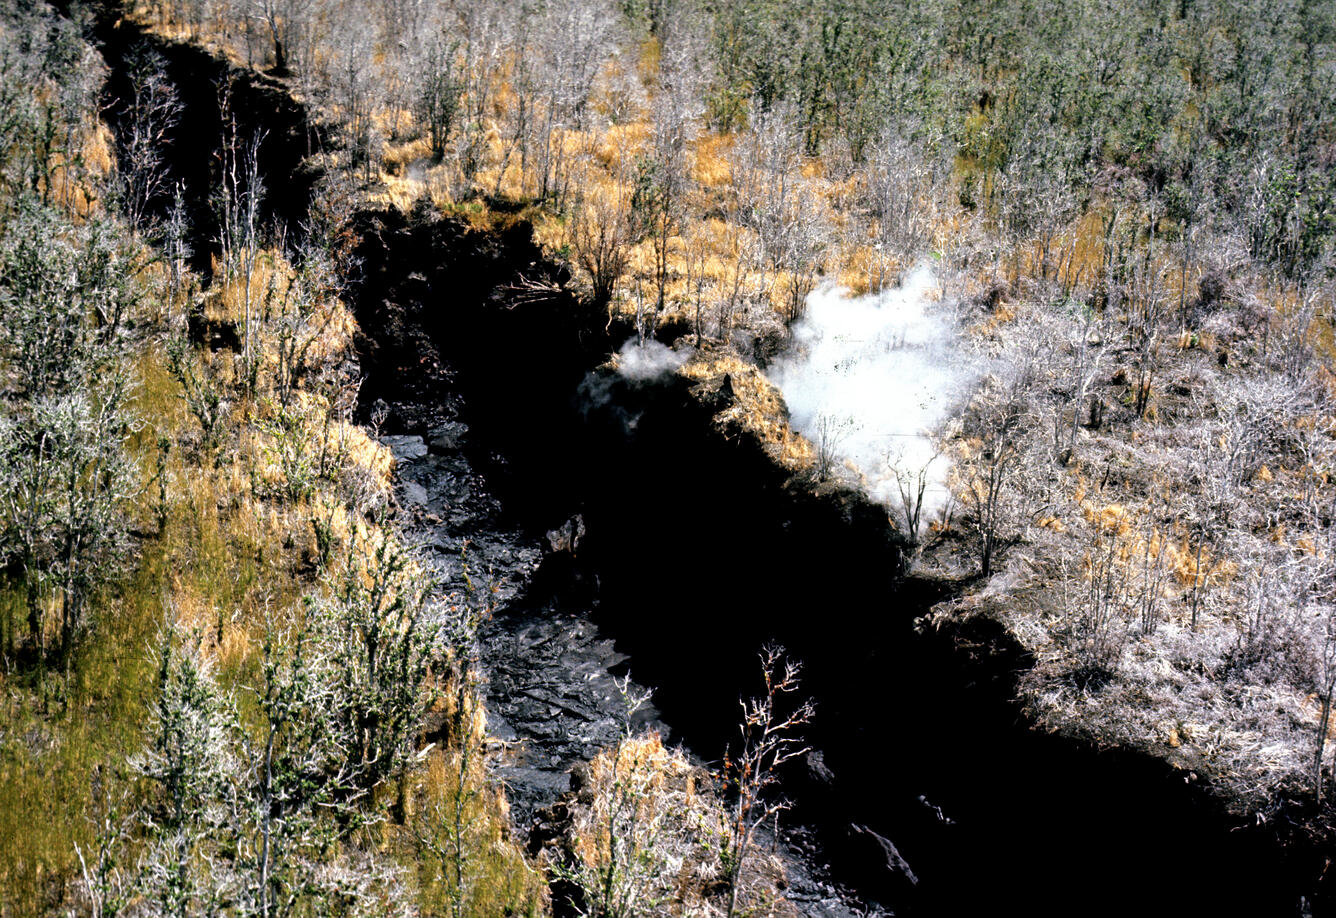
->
[579,338,693,433]
[768,265,965,524]
[615,338,691,382]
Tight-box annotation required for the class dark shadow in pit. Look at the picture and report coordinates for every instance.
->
[95,18,324,272]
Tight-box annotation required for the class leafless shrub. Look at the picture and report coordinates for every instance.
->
[863,128,947,289]
[115,48,181,234]
[719,645,813,918]
[566,176,634,307]
[890,447,939,544]
[813,412,853,481]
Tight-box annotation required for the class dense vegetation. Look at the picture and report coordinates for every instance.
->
[2,0,1335,912]
[0,6,544,915]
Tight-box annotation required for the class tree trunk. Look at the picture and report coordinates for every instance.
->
[1315,689,1332,803]
[261,728,274,918]
[273,37,288,76]
[27,576,42,659]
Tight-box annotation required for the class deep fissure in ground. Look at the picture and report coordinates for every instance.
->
[347,204,1308,916]
[93,21,1322,914]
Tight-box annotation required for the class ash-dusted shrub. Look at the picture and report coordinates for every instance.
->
[554,732,792,918]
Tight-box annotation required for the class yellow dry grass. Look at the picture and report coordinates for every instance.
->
[1084,501,1132,535]
[692,132,733,189]
[334,418,395,489]
[570,732,696,872]
[593,121,650,173]
[382,135,433,168]
[1055,468,1239,604]
[837,242,893,296]
[25,128,115,221]
[680,351,815,471]
[1164,536,1234,588]
[582,732,695,811]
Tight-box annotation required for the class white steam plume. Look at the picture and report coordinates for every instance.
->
[768,265,967,531]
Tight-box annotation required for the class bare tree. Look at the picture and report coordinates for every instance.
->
[328,29,381,185]
[115,48,181,234]
[531,0,621,206]
[1125,198,1171,419]
[448,0,509,196]
[716,227,760,342]
[728,105,802,308]
[720,645,813,918]
[727,106,831,325]
[1071,521,1131,672]
[1054,303,1109,466]
[162,184,192,315]
[863,128,941,289]
[250,0,311,75]
[216,84,266,387]
[415,30,464,164]
[630,5,704,319]
[773,180,829,326]
[963,372,1030,578]
[650,2,710,171]
[813,412,853,481]
[1185,419,1236,631]
[682,220,712,346]
[630,156,677,327]
[1133,499,1170,637]
[1314,603,1336,802]
[993,117,1079,285]
[889,446,939,544]
[492,12,536,198]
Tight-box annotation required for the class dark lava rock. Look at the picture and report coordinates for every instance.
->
[847,823,918,906]
[380,397,665,831]
[382,434,429,462]
[428,421,469,453]
[400,479,430,507]
[806,750,836,788]
[545,515,586,555]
